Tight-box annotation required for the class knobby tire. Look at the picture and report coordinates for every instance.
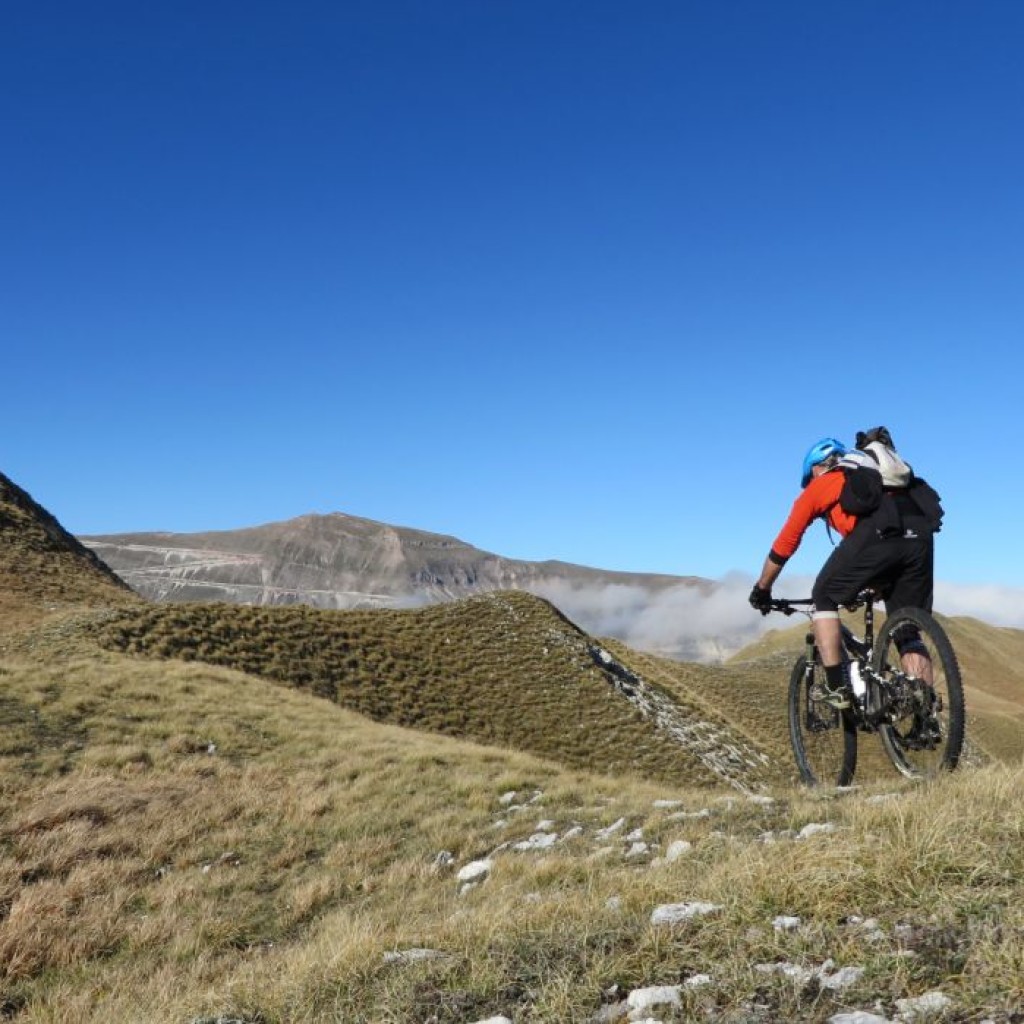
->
[788,653,858,787]
[872,606,965,778]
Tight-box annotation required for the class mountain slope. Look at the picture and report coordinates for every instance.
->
[0,471,137,630]
[88,590,781,793]
[81,511,708,606]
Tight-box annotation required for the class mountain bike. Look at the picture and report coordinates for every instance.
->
[768,592,965,786]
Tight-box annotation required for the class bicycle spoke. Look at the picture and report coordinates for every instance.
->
[872,607,965,778]
[788,655,857,786]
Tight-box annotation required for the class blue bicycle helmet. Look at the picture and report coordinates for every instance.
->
[800,437,847,488]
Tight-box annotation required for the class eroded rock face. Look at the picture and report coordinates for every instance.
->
[82,511,707,611]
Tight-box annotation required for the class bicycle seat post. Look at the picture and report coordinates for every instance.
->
[863,597,875,650]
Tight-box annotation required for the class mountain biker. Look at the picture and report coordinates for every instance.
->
[748,435,936,706]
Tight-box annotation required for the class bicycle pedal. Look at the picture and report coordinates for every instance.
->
[811,683,851,710]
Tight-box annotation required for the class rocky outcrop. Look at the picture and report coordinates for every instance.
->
[82,512,708,611]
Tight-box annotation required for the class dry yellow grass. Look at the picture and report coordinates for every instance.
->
[3,645,1024,1022]
[4,467,1024,1019]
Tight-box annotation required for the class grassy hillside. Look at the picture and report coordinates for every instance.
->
[0,472,138,632]
[3,650,1024,1021]
[5,471,1024,1019]
[82,591,782,792]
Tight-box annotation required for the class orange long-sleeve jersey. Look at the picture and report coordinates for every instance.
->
[770,469,858,564]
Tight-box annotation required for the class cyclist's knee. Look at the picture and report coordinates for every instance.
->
[811,579,839,614]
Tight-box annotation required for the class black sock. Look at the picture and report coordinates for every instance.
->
[824,664,846,689]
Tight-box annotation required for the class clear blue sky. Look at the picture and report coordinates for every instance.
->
[4,1,1022,596]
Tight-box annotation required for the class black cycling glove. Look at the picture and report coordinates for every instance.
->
[748,584,772,615]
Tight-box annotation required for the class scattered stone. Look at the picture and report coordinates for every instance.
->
[652,799,683,809]
[667,808,711,821]
[772,915,801,933]
[756,959,863,991]
[606,896,623,911]
[664,839,692,861]
[625,827,645,841]
[383,948,450,964]
[797,822,838,840]
[433,851,455,871]
[748,794,775,806]
[828,1013,892,1024]
[756,961,816,986]
[513,832,558,852]
[685,973,712,988]
[626,984,681,1018]
[596,817,627,839]
[456,859,492,883]
[470,1017,513,1024]
[498,791,517,805]
[895,990,952,1020]
[820,965,866,991]
[650,901,722,926]
[536,819,555,830]
[625,842,650,859]
[561,825,584,842]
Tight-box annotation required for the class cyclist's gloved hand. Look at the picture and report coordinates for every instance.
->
[748,584,772,615]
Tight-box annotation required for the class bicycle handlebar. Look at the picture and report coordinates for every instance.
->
[767,598,814,616]
[768,589,879,616]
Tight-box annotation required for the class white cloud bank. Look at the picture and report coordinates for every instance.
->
[529,575,784,663]
[527,575,1024,663]
[934,581,1024,629]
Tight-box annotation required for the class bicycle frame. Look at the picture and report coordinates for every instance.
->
[768,593,965,783]
[782,593,888,729]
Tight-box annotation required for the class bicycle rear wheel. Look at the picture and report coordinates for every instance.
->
[788,654,857,786]
[872,606,965,778]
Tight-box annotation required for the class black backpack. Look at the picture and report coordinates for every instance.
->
[837,427,944,534]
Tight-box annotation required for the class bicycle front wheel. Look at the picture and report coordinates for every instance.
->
[788,654,857,786]
[872,606,965,778]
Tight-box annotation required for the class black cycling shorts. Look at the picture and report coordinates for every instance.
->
[812,518,934,615]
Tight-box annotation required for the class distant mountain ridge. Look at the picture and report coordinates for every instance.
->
[81,511,710,609]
